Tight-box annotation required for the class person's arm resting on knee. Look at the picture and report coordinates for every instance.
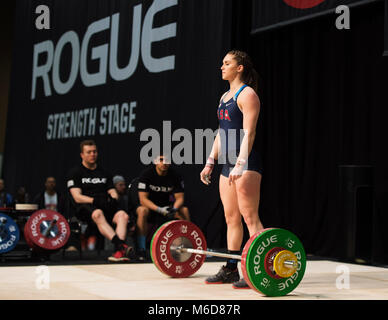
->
[138,191,169,216]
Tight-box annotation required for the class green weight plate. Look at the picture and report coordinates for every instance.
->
[243,228,306,297]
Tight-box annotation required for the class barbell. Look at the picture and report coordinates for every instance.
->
[0,209,70,255]
[150,220,306,297]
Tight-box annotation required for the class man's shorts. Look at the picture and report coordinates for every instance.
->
[74,203,115,225]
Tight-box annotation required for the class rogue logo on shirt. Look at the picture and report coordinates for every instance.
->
[149,185,173,192]
[81,178,107,184]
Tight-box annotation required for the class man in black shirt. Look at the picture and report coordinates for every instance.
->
[33,176,65,213]
[136,155,190,260]
[0,179,13,207]
[66,140,133,262]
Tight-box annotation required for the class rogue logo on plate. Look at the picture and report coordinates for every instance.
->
[283,0,326,9]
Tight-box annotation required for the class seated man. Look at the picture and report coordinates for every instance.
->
[14,186,31,204]
[136,154,190,260]
[0,179,13,208]
[113,175,136,246]
[66,139,133,262]
[113,175,130,214]
[33,176,65,213]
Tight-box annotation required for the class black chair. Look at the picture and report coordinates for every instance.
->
[62,192,105,259]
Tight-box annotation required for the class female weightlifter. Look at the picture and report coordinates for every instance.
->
[200,50,264,288]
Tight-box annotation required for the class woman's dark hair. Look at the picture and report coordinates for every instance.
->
[227,50,259,93]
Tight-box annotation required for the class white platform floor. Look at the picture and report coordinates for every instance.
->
[0,260,387,300]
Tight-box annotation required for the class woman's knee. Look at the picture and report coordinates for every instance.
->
[225,211,242,226]
[242,212,260,228]
[236,185,260,223]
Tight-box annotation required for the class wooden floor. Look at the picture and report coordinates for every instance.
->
[0,260,387,300]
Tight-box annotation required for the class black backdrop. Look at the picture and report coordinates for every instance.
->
[246,0,388,263]
[4,0,235,248]
[4,0,388,264]
[251,0,374,33]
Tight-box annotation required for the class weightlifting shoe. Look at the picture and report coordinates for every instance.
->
[232,278,250,289]
[205,265,240,284]
[108,244,134,262]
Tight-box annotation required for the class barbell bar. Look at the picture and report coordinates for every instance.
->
[151,220,306,297]
[171,245,298,269]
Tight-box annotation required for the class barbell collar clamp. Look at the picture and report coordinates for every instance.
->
[41,219,58,238]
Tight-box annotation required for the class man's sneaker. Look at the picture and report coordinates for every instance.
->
[87,236,97,251]
[108,244,134,262]
[232,278,250,289]
[205,265,240,284]
[65,245,78,252]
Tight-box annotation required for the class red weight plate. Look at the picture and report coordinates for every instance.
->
[241,228,274,292]
[152,220,207,278]
[24,210,70,251]
[151,221,177,275]
[264,247,285,280]
[283,0,325,9]
[24,221,51,253]
[24,222,40,251]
